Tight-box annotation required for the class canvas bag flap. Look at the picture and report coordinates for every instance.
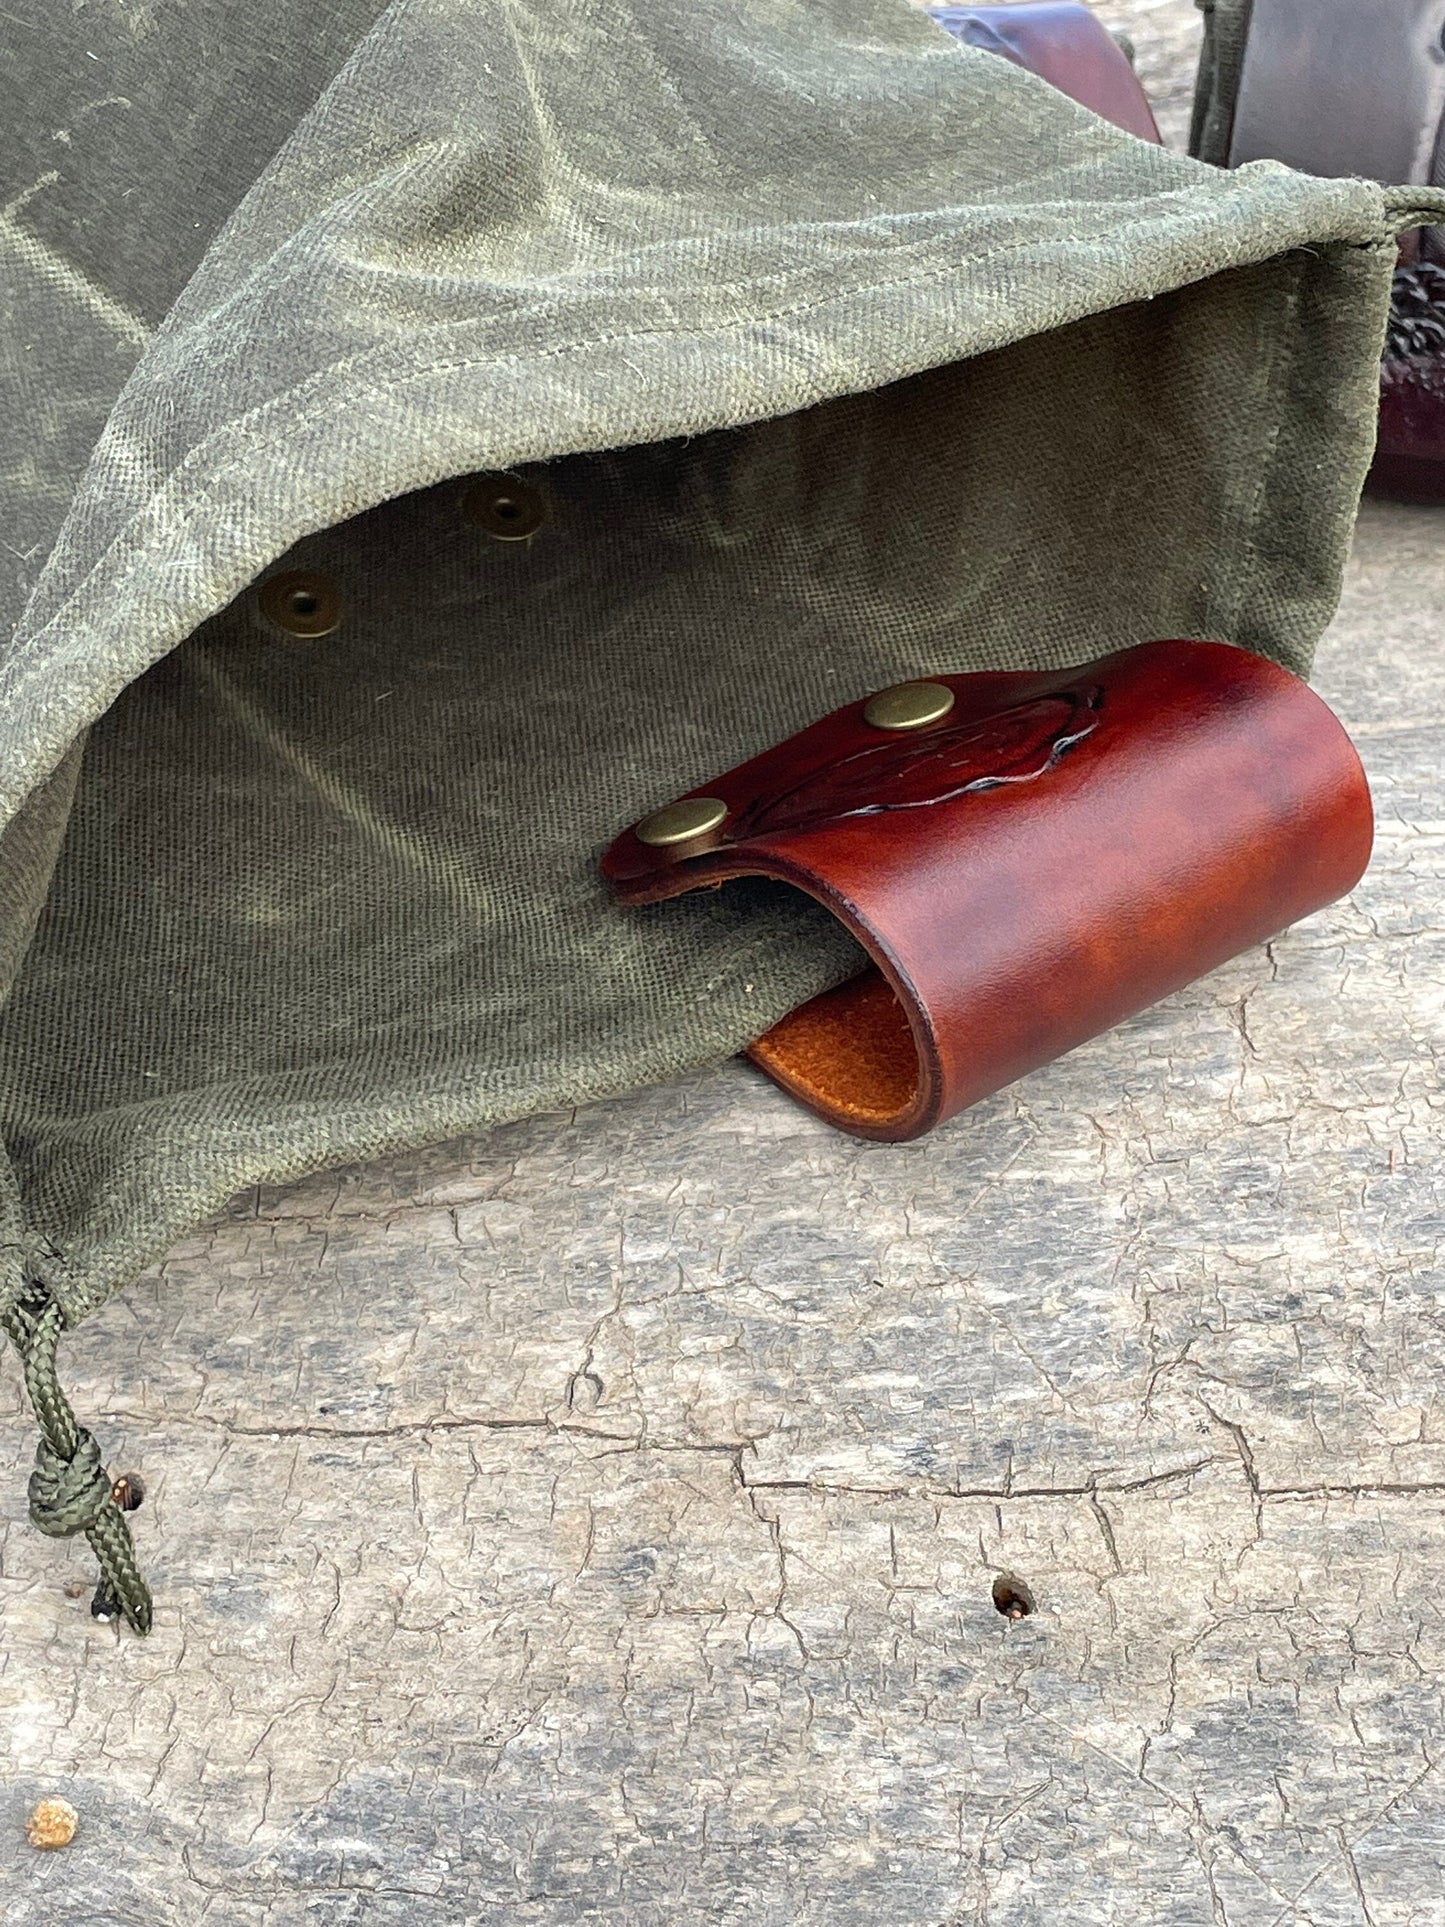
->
[0,0,1434,1622]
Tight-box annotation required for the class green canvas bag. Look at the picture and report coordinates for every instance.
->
[2,0,1441,1633]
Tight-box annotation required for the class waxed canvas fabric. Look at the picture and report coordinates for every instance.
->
[0,0,1439,1618]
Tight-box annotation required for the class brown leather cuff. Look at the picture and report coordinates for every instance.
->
[602,641,1373,1142]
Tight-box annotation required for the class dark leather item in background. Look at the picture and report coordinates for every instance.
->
[603,642,1373,1142]
[1198,0,1445,500]
[1379,259,1445,501]
[927,3,1162,144]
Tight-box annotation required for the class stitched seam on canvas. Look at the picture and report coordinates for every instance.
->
[5,187,1383,705]
[1222,252,1303,647]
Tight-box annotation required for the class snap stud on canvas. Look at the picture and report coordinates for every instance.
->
[258,570,342,637]
[464,474,548,541]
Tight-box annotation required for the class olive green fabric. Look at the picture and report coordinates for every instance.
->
[0,0,1439,1621]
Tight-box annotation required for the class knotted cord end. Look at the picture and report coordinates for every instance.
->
[3,1281,153,1635]
[29,1427,112,1537]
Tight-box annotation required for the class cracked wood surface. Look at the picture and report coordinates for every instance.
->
[10,8,1445,1919]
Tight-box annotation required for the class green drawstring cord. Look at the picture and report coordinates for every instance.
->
[2,1281,152,1634]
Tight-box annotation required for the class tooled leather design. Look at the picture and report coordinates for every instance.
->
[732,682,1104,840]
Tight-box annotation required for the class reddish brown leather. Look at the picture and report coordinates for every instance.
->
[602,642,1373,1142]
[926,4,1162,145]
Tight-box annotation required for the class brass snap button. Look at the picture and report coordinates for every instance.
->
[258,570,342,637]
[634,796,728,848]
[464,473,547,541]
[863,680,955,731]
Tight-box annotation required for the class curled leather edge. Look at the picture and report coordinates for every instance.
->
[601,641,1374,1143]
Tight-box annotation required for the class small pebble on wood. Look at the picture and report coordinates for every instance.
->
[25,1799,78,1851]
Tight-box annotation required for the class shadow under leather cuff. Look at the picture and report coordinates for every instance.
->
[602,641,1373,1142]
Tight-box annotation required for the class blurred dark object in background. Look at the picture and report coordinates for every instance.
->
[1191,0,1445,502]
[925,5,1161,143]
[934,1,1445,503]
